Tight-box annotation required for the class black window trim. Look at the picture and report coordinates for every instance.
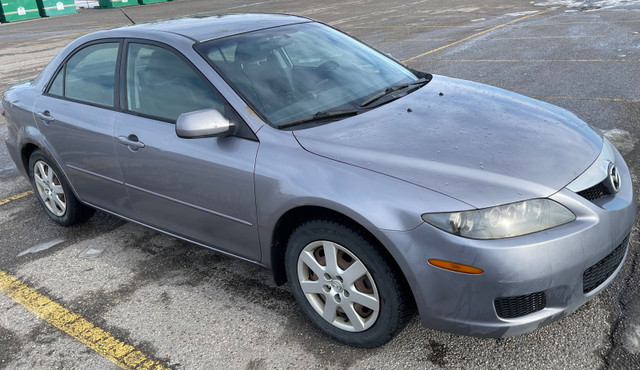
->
[43,38,124,111]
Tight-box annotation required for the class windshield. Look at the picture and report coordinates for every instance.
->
[197,22,420,128]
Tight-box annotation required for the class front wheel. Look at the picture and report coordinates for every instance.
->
[285,220,413,347]
[28,150,94,226]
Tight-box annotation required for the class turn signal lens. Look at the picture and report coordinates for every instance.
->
[428,259,484,274]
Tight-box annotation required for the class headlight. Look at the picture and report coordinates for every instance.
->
[421,199,575,239]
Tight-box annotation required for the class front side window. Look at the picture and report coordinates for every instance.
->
[197,22,419,127]
[126,43,225,122]
[48,43,119,108]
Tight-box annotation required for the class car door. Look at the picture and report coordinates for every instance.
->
[114,41,261,260]
[33,40,132,216]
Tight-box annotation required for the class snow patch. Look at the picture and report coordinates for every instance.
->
[18,238,65,257]
[624,323,640,354]
[79,243,109,259]
[456,7,481,12]
[504,11,541,17]
[74,0,99,8]
[534,0,640,11]
[604,128,636,155]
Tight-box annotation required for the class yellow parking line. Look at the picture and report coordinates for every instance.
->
[346,25,479,29]
[383,38,458,42]
[0,270,169,370]
[534,96,640,103]
[0,191,34,207]
[388,35,606,42]
[403,11,547,63]
[527,20,640,25]
[480,35,607,40]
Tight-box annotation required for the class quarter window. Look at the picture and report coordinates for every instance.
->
[126,43,225,122]
[48,71,63,96]
[48,43,119,108]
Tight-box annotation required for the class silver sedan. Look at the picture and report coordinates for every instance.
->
[1,13,635,347]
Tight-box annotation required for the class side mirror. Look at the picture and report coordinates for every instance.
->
[176,109,233,138]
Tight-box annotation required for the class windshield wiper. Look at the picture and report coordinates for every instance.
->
[360,77,430,108]
[279,109,360,128]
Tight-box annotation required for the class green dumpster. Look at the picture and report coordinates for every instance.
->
[0,0,41,22]
[98,0,136,8]
[36,0,77,17]
[138,0,167,4]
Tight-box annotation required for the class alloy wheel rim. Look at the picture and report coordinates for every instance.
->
[297,240,380,332]
[34,160,66,217]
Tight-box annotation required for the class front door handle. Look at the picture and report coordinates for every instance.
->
[117,135,145,151]
[36,110,55,123]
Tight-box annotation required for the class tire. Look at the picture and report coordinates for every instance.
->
[285,220,413,348]
[28,150,94,226]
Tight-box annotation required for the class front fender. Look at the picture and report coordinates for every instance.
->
[254,128,469,260]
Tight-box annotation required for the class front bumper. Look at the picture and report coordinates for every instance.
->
[381,150,636,338]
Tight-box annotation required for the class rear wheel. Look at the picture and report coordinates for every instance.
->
[285,220,413,347]
[28,150,94,226]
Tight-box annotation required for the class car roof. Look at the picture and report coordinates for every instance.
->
[103,13,313,43]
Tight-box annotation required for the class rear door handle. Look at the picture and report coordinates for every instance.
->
[117,135,145,151]
[36,110,55,123]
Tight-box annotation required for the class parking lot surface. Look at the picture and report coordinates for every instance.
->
[1,0,639,368]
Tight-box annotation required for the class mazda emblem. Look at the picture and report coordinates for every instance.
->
[604,162,621,194]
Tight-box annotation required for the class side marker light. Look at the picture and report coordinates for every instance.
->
[428,259,484,274]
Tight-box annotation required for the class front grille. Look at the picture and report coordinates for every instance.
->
[577,182,608,201]
[583,235,629,293]
[494,291,546,319]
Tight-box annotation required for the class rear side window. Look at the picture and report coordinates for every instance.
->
[47,43,119,108]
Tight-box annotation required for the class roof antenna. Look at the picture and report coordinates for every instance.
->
[119,8,136,25]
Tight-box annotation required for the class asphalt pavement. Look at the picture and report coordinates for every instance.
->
[1,0,639,368]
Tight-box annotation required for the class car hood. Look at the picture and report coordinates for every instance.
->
[293,75,603,209]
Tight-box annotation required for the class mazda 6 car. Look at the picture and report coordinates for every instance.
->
[1,13,635,348]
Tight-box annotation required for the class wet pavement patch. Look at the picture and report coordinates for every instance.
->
[25,322,61,346]
[280,310,370,368]
[0,326,23,365]
[246,358,267,370]
[128,235,228,288]
[159,291,172,307]
[428,339,448,366]
[219,274,294,313]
